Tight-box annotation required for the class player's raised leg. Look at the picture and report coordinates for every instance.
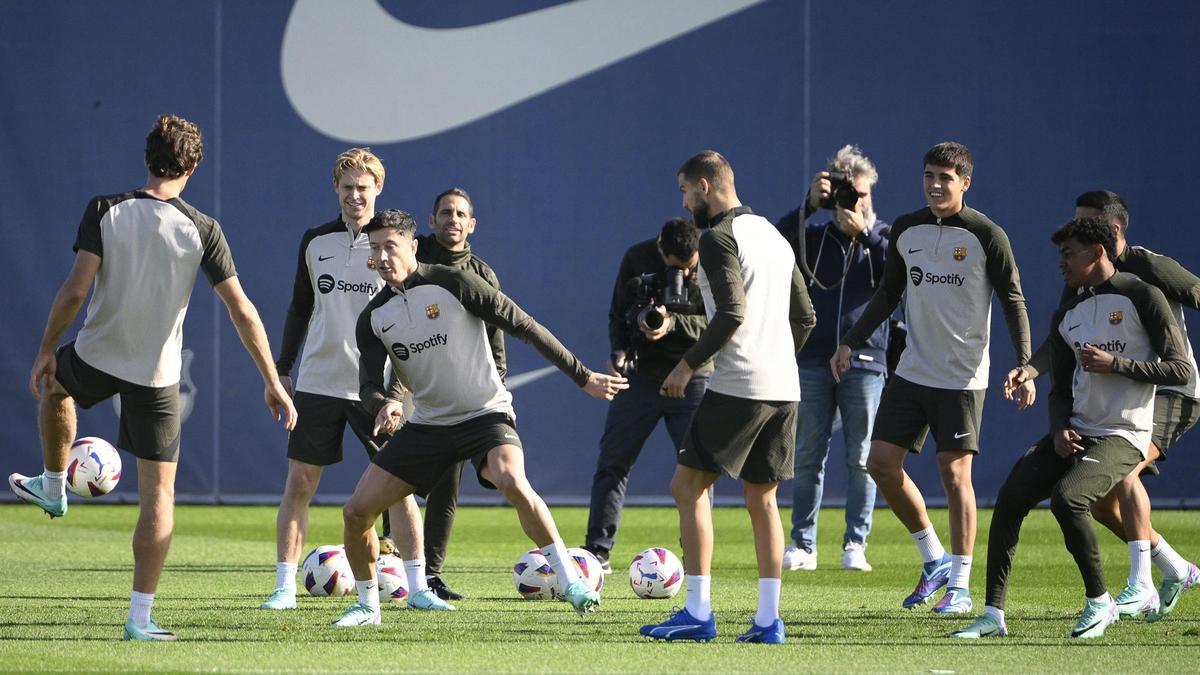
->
[10,376,74,518]
[867,441,951,608]
[640,465,719,641]
[481,444,598,615]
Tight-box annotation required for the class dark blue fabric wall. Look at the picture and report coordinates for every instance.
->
[3,1,1198,505]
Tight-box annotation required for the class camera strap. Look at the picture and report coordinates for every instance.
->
[799,223,855,292]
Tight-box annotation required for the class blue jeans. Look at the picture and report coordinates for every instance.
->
[585,371,709,553]
[790,366,884,550]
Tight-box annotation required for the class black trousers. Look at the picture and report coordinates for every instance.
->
[423,461,464,575]
[985,433,1141,610]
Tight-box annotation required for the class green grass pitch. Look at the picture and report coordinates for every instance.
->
[1,503,1198,672]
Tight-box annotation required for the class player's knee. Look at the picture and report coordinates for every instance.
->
[865,453,897,482]
[342,499,374,528]
[284,467,320,500]
[668,473,704,505]
[1049,486,1087,518]
[492,471,528,501]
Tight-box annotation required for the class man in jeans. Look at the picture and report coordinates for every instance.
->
[777,146,889,571]
[583,217,711,572]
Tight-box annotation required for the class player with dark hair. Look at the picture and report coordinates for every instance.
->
[331,209,627,626]
[9,114,297,641]
[583,216,710,573]
[641,151,816,644]
[1005,190,1200,621]
[953,217,1191,639]
[413,186,505,600]
[832,141,1030,614]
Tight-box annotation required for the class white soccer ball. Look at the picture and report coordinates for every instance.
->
[65,436,122,497]
[302,545,355,597]
[550,547,605,599]
[377,553,410,602]
[512,548,555,600]
[629,547,684,599]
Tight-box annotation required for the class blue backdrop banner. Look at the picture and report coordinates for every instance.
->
[2,1,1198,505]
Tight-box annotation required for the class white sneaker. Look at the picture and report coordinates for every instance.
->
[842,542,872,571]
[783,546,817,571]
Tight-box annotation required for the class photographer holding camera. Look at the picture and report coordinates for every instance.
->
[777,145,890,572]
[582,217,712,572]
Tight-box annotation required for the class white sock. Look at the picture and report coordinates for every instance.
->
[983,605,1005,623]
[541,541,580,587]
[1151,537,1192,580]
[275,562,297,592]
[755,578,781,626]
[1088,592,1113,605]
[1128,540,1152,588]
[950,555,972,589]
[355,579,379,610]
[42,469,66,499]
[912,526,946,564]
[128,590,154,626]
[685,574,712,621]
[404,559,428,592]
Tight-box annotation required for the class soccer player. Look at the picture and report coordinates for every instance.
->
[415,187,505,600]
[8,114,297,641]
[262,148,433,611]
[1004,191,1200,620]
[831,142,1030,613]
[640,151,816,644]
[952,217,1191,639]
[331,209,627,626]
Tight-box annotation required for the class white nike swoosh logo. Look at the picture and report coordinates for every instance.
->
[281,0,766,142]
[505,365,558,390]
[954,431,971,439]
[1080,456,1100,463]
[663,625,704,638]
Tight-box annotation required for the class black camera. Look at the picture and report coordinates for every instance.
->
[819,171,861,211]
[617,269,690,376]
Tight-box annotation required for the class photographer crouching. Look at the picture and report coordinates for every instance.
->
[581,218,712,572]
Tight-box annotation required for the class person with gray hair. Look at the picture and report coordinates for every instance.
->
[776,145,890,573]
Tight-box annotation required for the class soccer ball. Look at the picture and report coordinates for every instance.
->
[512,548,555,600]
[377,553,410,602]
[550,547,605,599]
[629,547,684,599]
[65,437,122,497]
[302,545,355,597]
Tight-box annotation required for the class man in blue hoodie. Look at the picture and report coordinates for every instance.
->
[777,145,890,572]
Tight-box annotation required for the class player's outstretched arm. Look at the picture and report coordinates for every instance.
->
[30,251,100,399]
[214,277,297,429]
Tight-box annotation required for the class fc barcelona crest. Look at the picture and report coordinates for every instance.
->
[953,247,967,261]
[1109,311,1123,325]
[426,304,440,320]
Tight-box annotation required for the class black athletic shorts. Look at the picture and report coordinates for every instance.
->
[872,375,984,453]
[679,390,797,483]
[287,391,386,466]
[1141,391,1200,476]
[371,412,521,498]
[54,341,181,462]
